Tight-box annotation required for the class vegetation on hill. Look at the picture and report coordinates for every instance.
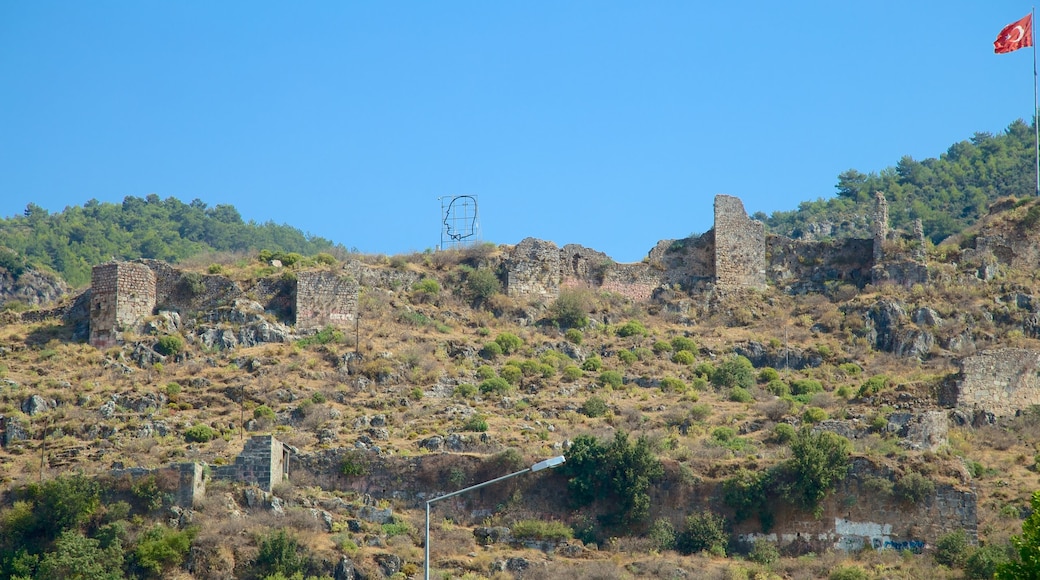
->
[0,195,343,287]
[762,119,1037,244]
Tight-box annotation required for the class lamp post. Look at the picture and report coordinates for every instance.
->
[424,455,565,580]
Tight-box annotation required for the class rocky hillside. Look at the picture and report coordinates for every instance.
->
[4,197,1040,579]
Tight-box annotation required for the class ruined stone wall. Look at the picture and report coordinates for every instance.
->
[211,435,288,492]
[714,195,765,290]
[89,262,156,349]
[940,348,1040,419]
[505,238,561,299]
[110,462,205,508]
[295,270,359,331]
[557,244,663,301]
[766,237,874,292]
[736,458,977,553]
[873,191,888,263]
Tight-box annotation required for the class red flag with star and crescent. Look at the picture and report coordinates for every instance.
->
[995,13,1033,54]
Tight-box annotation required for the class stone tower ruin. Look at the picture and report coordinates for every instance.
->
[294,270,359,331]
[713,195,765,290]
[89,262,157,349]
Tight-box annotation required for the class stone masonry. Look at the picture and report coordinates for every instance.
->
[212,435,291,492]
[89,262,157,349]
[295,270,359,331]
[713,195,766,290]
[941,348,1040,419]
[505,237,562,299]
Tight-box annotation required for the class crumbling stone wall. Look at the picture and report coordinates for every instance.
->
[714,195,765,290]
[736,458,977,553]
[89,262,156,349]
[559,244,663,301]
[505,238,561,298]
[940,348,1040,419]
[295,270,359,331]
[111,462,206,508]
[212,435,290,492]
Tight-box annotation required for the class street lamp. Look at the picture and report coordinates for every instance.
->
[424,455,566,580]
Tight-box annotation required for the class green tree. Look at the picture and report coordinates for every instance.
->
[777,427,851,515]
[562,431,663,528]
[36,530,125,580]
[998,490,1040,578]
[711,355,755,390]
[254,530,307,579]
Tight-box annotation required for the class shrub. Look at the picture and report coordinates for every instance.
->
[688,404,713,422]
[829,565,869,580]
[616,320,647,337]
[671,336,697,353]
[647,518,676,551]
[165,382,182,396]
[758,367,779,383]
[475,365,497,380]
[411,278,441,296]
[479,342,503,359]
[562,365,584,381]
[494,332,523,354]
[479,377,512,395]
[184,424,216,443]
[671,350,695,365]
[466,268,501,302]
[549,290,591,329]
[499,365,522,385]
[711,356,754,389]
[748,540,779,565]
[772,423,796,444]
[694,362,715,379]
[564,328,584,344]
[934,529,970,567]
[581,355,602,371]
[382,520,413,537]
[463,414,489,432]
[659,377,687,393]
[255,529,307,579]
[966,543,1012,579]
[790,378,824,395]
[618,349,638,365]
[858,375,889,397]
[722,468,769,522]
[652,340,672,354]
[581,396,609,418]
[511,520,574,541]
[598,370,624,389]
[133,525,197,577]
[766,379,790,397]
[155,334,185,356]
[254,405,276,420]
[676,511,727,555]
[802,407,828,424]
[729,387,754,403]
[340,452,369,477]
[454,383,478,398]
[895,471,935,504]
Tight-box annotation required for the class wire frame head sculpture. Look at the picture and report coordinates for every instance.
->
[440,195,480,250]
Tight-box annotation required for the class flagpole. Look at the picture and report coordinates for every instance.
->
[1034,7,1039,196]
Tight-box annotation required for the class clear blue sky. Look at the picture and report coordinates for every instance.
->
[1,2,1035,262]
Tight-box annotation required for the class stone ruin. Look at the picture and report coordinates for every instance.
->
[504,192,912,300]
[112,435,292,508]
[940,348,1040,422]
[86,261,361,348]
[78,192,930,349]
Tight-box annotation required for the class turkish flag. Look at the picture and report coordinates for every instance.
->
[995,13,1033,54]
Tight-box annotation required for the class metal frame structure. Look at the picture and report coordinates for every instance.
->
[439,195,480,250]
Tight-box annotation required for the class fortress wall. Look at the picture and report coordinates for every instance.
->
[295,270,359,331]
[714,195,766,290]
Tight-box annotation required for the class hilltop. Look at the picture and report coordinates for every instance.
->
[4,190,1040,578]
